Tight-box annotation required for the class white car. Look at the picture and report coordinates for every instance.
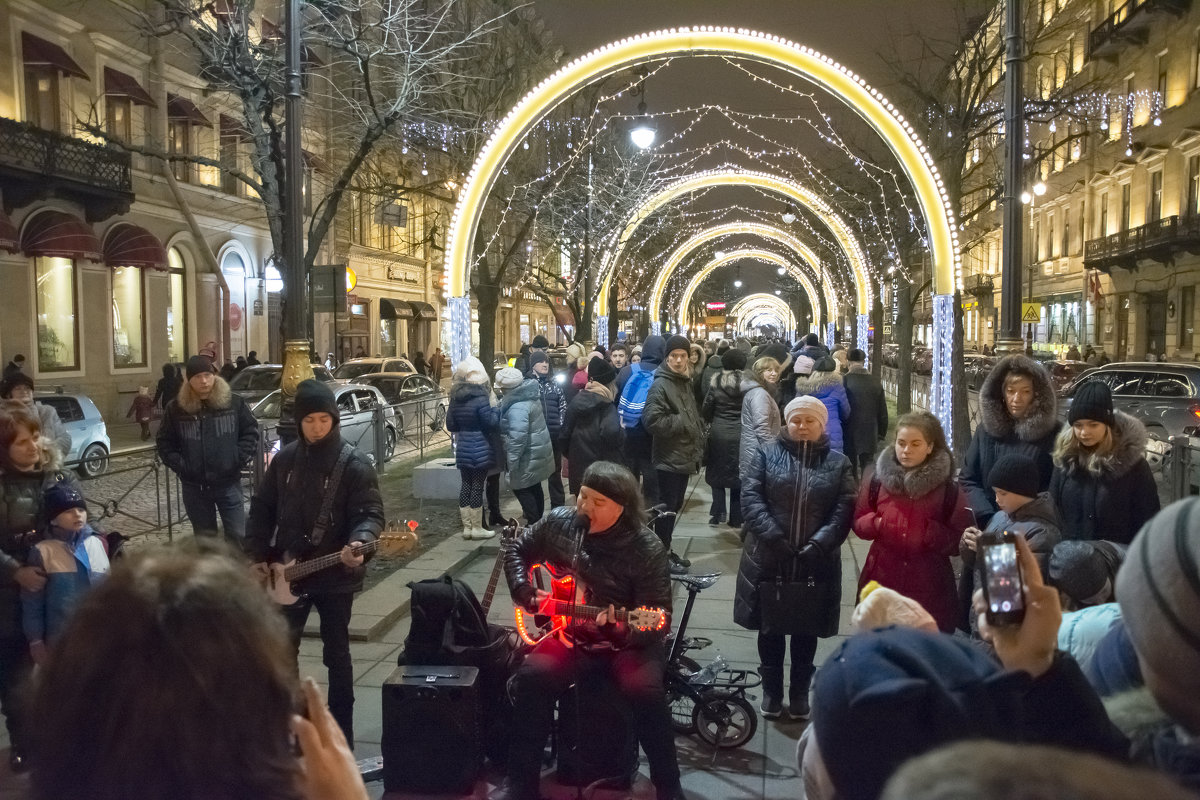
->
[251,383,398,465]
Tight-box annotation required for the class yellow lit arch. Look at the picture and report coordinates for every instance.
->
[730,293,798,334]
[673,249,822,328]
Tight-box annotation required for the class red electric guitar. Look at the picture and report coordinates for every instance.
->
[513,561,668,648]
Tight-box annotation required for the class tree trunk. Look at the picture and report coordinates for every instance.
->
[951,290,972,460]
[575,269,594,342]
[607,278,619,346]
[474,228,499,379]
[896,279,913,415]
[872,287,884,379]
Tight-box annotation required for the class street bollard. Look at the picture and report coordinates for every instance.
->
[374,405,386,467]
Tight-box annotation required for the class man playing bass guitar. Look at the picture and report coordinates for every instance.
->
[498,461,685,800]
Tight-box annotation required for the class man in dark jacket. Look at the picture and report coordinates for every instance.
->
[156,355,258,541]
[247,379,384,747]
[500,461,683,800]
[642,335,704,569]
[528,350,567,508]
[960,354,1060,528]
[617,334,666,506]
[560,357,624,496]
[843,348,888,475]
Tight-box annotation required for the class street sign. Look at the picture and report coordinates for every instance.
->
[312,264,347,313]
[705,301,726,311]
[1021,303,1042,323]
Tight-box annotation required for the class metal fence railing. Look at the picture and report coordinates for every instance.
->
[880,366,981,430]
[65,446,190,541]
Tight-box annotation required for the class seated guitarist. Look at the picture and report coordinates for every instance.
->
[246,379,384,749]
[498,461,685,800]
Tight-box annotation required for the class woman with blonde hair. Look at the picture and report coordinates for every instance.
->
[1049,381,1158,544]
[739,356,782,484]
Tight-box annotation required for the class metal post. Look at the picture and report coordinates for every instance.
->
[998,0,1026,354]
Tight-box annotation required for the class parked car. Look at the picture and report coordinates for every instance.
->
[963,354,996,391]
[228,364,337,404]
[1059,362,1200,442]
[1044,360,1092,395]
[250,383,398,465]
[353,372,448,440]
[332,357,418,382]
[34,392,111,478]
[913,348,934,376]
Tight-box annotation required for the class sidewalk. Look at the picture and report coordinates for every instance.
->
[339,473,865,800]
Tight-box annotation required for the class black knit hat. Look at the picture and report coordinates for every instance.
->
[722,349,747,371]
[45,482,87,522]
[531,335,550,349]
[0,373,34,398]
[587,355,617,385]
[987,453,1039,498]
[1069,381,1115,427]
[186,355,214,379]
[814,356,837,373]
[528,350,549,370]
[664,334,691,358]
[293,379,338,425]
[1048,541,1109,604]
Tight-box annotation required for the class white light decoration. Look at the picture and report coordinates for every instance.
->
[714,250,726,259]
[677,249,825,327]
[650,321,662,337]
[775,289,782,294]
[596,316,609,348]
[826,321,836,349]
[930,294,955,448]
[777,266,787,275]
[448,296,472,365]
[856,313,869,369]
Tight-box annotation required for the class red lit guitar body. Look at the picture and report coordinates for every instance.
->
[513,562,667,648]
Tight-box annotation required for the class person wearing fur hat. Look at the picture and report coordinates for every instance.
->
[702,348,748,527]
[559,357,624,496]
[156,355,258,541]
[792,356,851,454]
[495,367,555,524]
[960,355,1062,529]
[527,350,567,509]
[737,395,856,720]
[247,378,384,747]
[642,335,705,569]
[446,357,502,539]
[688,341,708,405]
[853,411,973,633]
[1050,381,1159,544]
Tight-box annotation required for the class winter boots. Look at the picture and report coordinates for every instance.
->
[758,665,784,719]
[459,507,495,540]
[788,663,816,721]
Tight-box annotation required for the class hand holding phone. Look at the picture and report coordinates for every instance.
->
[973,533,1061,679]
[978,530,1025,626]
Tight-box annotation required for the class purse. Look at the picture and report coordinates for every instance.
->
[757,574,839,638]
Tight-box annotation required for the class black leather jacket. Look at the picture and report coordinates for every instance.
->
[504,506,672,650]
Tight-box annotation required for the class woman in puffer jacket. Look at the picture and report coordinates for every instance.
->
[853,411,972,632]
[446,357,500,540]
[792,357,851,454]
[1050,381,1159,545]
[559,357,624,496]
[739,356,782,482]
[703,349,748,528]
[494,367,555,524]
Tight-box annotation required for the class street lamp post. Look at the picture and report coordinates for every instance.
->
[997,0,1026,355]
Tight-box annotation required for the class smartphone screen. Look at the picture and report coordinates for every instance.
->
[982,541,1024,618]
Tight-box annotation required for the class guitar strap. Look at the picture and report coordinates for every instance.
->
[309,443,353,547]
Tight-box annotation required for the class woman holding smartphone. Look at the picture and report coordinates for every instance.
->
[853,411,973,633]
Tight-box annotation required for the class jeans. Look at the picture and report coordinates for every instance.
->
[282,591,356,747]
[181,481,246,540]
[506,638,680,800]
[548,441,566,508]
[624,429,659,506]
[655,470,691,550]
[513,484,545,523]
[710,486,742,525]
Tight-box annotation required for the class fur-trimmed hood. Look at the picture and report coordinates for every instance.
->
[978,355,1059,442]
[709,369,745,396]
[793,369,843,397]
[175,375,232,415]
[873,446,954,499]
[1054,410,1148,479]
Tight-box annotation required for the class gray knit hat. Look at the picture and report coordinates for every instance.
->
[1116,497,1200,696]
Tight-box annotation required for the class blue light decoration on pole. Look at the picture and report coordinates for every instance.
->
[596,316,609,348]
[931,293,955,444]
[825,321,835,349]
[856,313,869,368]
[448,295,472,365]
[650,321,662,337]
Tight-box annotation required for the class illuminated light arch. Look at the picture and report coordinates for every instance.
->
[744,310,789,334]
[730,293,797,334]
[596,169,871,316]
[443,27,960,433]
[644,222,839,323]
[674,249,822,329]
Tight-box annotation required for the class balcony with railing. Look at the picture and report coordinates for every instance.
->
[963,272,995,297]
[0,116,133,222]
[1089,0,1190,59]
[1083,214,1200,272]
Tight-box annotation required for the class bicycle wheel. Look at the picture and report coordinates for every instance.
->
[668,656,701,735]
[693,690,757,749]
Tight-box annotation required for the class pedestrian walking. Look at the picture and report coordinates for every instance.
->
[430,347,446,382]
[528,350,567,508]
[412,351,427,376]
[617,334,665,506]
[446,357,500,540]
[1049,381,1159,544]
[560,356,624,496]
[126,385,155,441]
[792,356,851,454]
[247,378,384,748]
[494,367,554,524]
[700,341,729,402]
[702,348,747,528]
[853,411,972,633]
[153,363,183,411]
[843,348,889,475]
[246,350,261,366]
[737,395,856,720]
[739,356,782,482]
[156,355,258,541]
[960,355,1061,528]
[0,374,71,462]
[642,335,705,571]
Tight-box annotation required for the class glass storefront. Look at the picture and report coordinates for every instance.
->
[112,266,146,367]
[35,256,78,371]
[167,248,187,364]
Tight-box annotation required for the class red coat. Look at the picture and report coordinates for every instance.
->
[853,448,972,632]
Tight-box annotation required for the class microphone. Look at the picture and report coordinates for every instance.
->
[572,513,591,535]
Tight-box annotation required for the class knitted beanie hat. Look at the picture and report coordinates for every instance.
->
[1069,381,1116,427]
[784,395,828,427]
[987,454,1040,499]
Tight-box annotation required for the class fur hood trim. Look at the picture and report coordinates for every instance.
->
[176,375,232,414]
[710,369,745,395]
[1053,410,1148,479]
[978,355,1059,441]
[873,446,954,499]
[793,369,843,396]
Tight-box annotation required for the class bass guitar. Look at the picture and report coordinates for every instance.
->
[514,561,667,648]
[261,520,418,606]
[479,519,522,616]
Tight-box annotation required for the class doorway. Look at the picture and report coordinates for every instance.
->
[1116,295,1129,361]
[1146,291,1168,360]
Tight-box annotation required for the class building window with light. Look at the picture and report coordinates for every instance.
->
[1100,192,1109,236]
[1182,286,1196,350]
[169,119,192,183]
[1148,170,1163,223]
[111,266,146,368]
[167,247,188,364]
[35,257,79,372]
[1187,155,1200,217]
[1120,184,1131,232]
[106,95,132,143]
[1062,210,1070,258]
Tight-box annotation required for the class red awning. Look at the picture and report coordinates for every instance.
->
[0,209,18,253]
[21,32,89,80]
[167,94,213,128]
[21,210,102,261]
[104,67,156,107]
[103,224,168,270]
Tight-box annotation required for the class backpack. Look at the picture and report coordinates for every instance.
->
[869,474,960,523]
[618,362,654,429]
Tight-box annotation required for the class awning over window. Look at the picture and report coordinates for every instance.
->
[408,301,437,320]
[301,149,329,174]
[379,298,415,320]
[220,114,252,142]
[104,67,156,107]
[103,224,168,270]
[0,210,18,254]
[21,210,101,261]
[167,94,213,128]
[21,32,88,80]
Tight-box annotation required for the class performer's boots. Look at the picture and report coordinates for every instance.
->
[788,662,815,721]
[758,664,784,719]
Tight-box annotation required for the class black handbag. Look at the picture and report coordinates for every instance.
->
[757,573,839,638]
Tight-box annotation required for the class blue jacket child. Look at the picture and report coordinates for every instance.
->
[22,483,109,662]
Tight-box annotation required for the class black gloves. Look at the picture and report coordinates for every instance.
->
[513,584,539,614]
[795,543,822,572]
[767,536,796,561]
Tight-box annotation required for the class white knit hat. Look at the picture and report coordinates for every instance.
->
[494,367,524,390]
[784,395,828,427]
